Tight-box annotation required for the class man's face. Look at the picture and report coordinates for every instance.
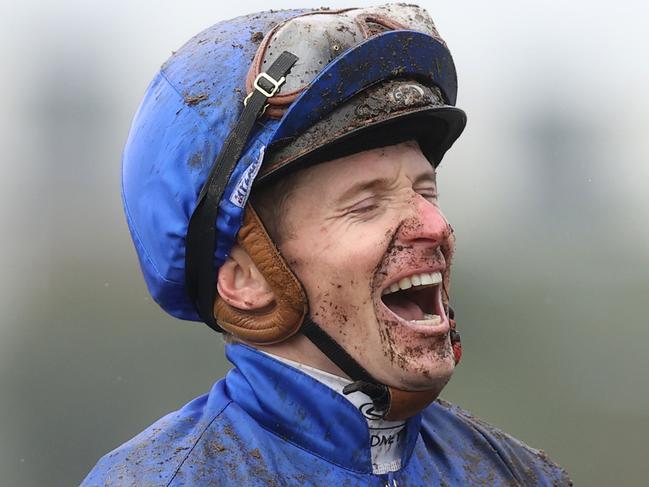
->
[277,140,456,391]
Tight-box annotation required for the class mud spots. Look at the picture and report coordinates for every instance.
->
[251,31,264,43]
[460,450,496,486]
[381,322,408,369]
[223,425,236,439]
[188,152,202,169]
[403,344,427,360]
[183,92,208,106]
[316,297,356,331]
[375,313,400,364]
[367,212,456,382]
[206,440,227,454]
[385,314,453,371]
[434,339,454,362]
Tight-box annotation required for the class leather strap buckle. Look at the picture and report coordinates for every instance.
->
[244,72,286,106]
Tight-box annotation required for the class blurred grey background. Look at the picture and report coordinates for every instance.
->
[1,0,647,485]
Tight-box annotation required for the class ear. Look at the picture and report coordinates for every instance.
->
[216,244,275,311]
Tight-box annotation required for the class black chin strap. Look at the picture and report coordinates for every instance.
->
[300,317,390,413]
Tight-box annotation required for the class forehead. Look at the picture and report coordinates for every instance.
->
[295,141,436,196]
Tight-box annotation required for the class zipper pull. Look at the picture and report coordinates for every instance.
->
[385,471,398,487]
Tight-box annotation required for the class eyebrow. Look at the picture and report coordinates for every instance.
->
[333,170,436,206]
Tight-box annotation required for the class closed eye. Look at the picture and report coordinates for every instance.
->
[415,187,438,202]
[348,196,380,214]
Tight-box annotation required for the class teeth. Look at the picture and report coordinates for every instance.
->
[411,313,442,326]
[398,277,413,290]
[382,271,443,296]
[420,273,434,285]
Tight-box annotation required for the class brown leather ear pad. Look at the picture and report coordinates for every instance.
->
[384,387,441,421]
[213,204,308,344]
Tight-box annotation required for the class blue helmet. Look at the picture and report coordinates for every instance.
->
[122,4,466,337]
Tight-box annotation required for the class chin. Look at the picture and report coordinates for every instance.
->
[387,339,456,392]
[399,362,455,392]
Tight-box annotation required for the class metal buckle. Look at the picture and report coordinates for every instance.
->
[243,72,286,106]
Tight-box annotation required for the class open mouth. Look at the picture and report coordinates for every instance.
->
[380,271,447,327]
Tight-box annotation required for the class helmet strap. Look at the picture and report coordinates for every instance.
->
[185,51,299,330]
[300,316,390,407]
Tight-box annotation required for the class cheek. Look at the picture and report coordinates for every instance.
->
[297,221,392,277]
[281,226,391,332]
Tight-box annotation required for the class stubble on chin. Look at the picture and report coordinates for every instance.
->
[373,305,455,390]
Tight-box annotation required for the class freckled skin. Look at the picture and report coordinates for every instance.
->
[276,141,456,392]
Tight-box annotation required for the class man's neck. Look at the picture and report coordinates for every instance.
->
[249,332,351,379]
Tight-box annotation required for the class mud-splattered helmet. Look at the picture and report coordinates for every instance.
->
[122,4,465,419]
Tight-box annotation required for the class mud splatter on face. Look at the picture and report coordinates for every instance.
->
[369,206,455,382]
[268,141,457,390]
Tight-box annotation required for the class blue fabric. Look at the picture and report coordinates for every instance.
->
[82,344,571,486]
[122,9,306,322]
[273,30,457,142]
[122,9,460,322]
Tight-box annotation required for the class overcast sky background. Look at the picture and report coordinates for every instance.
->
[1,1,648,485]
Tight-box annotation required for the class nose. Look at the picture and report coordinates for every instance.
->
[396,195,453,249]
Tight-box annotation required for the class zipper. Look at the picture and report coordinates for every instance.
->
[383,471,398,487]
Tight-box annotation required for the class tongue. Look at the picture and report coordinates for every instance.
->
[382,294,425,321]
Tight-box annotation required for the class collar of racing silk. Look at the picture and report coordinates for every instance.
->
[263,352,406,474]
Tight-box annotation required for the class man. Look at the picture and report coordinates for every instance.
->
[83,5,571,486]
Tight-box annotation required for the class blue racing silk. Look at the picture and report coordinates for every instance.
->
[81,343,571,486]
